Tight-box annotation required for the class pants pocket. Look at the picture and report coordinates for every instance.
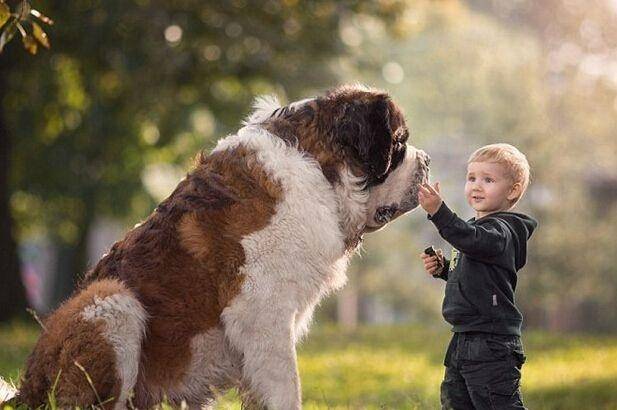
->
[512,349,526,368]
[486,335,527,367]
[467,338,497,362]
[488,379,525,409]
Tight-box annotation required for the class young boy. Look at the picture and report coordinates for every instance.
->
[418,143,537,410]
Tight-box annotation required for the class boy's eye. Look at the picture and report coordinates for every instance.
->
[467,176,475,182]
[484,177,494,183]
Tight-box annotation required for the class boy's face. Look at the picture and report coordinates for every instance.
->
[465,161,520,218]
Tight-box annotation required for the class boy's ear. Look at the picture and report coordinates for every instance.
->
[507,182,523,202]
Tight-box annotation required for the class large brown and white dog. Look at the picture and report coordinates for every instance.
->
[16,85,429,409]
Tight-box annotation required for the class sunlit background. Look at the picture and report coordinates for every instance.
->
[0,0,616,408]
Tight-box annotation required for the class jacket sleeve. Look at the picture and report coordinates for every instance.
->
[434,258,450,281]
[428,202,510,259]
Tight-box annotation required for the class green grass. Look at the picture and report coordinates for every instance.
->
[1,321,617,409]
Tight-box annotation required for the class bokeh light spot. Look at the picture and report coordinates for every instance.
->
[164,25,183,45]
[382,62,404,84]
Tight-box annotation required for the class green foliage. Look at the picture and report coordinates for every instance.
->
[3,0,406,302]
[6,0,404,242]
[2,322,617,409]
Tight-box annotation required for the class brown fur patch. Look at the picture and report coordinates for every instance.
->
[19,279,126,408]
[261,86,409,188]
[77,145,282,406]
[262,106,344,186]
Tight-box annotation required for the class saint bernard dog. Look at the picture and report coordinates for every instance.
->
[16,84,430,409]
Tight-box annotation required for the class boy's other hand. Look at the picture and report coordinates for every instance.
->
[418,181,443,216]
[420,248,445,276]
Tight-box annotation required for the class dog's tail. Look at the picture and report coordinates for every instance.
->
[0,376,18,404]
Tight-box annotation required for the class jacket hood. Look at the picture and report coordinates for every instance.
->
[490,212,537,270]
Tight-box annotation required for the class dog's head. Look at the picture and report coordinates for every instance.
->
[318,85,430,232]
[253,84,429,236]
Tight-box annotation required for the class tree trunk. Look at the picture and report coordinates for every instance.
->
[337,281,359,329]
[0,50,29,322]
[49,190,96,308]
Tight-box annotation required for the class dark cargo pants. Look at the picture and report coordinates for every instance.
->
[440,332,527,410]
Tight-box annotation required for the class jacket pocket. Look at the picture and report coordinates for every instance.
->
[442,281,480,325]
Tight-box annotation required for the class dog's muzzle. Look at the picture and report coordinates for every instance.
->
[365,150,430,232]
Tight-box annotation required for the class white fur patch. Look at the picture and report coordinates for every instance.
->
[217,126,350,409]
[334,166,369,238]
[0,377,17,403]
[242,95,282,125]
[81,292,147,410]
[161,326,242,407]
[242,95,315,126]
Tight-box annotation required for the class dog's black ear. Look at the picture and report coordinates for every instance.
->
[336,95,394,184]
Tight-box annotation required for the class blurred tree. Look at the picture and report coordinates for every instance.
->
[0,47,28,321]
[0,0,53,321]
[467,0,617,331]
[1,0,407,318]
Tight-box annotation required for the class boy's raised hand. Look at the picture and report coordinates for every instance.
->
[418,181,443,216]
[420,248,445,277]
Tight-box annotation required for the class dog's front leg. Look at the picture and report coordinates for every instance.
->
[223,300,301,410]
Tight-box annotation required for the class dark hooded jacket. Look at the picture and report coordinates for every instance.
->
[429,202,538,336]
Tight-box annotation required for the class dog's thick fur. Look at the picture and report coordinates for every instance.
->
[16,85,429,409]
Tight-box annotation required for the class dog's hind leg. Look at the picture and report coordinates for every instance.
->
[19,279,147,410]
[80,281,147,409]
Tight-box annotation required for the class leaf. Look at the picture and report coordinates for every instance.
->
[30,8,54,25]
[22,34,37,54]
[32,21,49,48]
[15,0,31,21]
[0,20,16,53]
[0,2,10,28]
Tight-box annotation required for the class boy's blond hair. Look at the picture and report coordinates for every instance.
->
[468,143,531,205]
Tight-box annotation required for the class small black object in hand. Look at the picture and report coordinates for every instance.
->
[424,246,443,274]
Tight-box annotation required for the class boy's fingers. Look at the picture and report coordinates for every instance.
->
[418,185,432,196]
[425,182,439,196]
[425,260,438,269]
